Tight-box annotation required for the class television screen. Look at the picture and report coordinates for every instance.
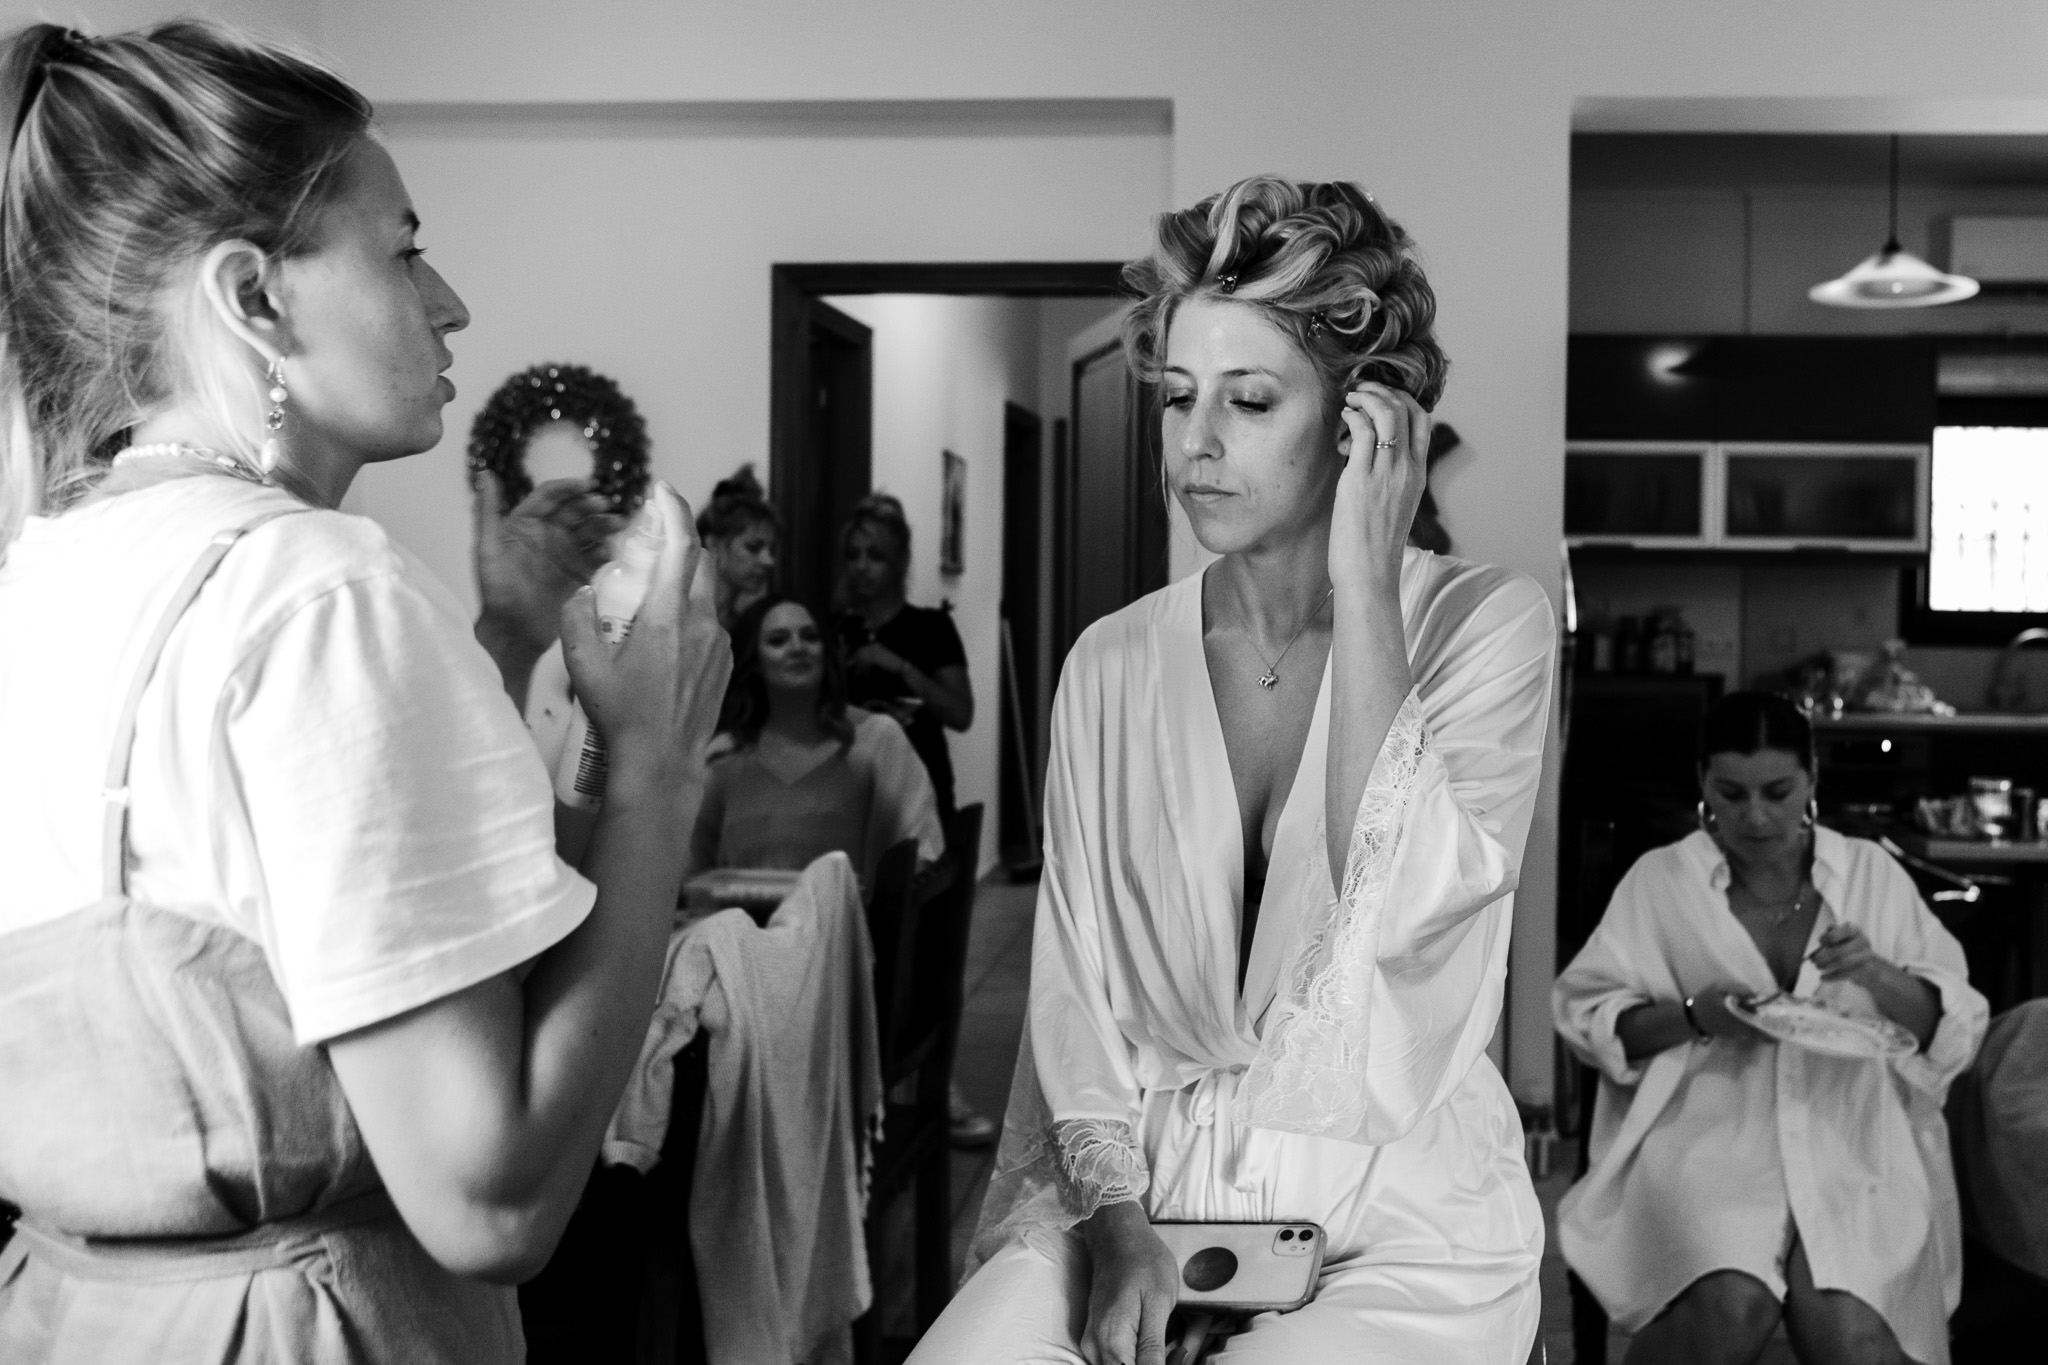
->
[1928,426,2048,612]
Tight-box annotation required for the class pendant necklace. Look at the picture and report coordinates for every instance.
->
[1250,587,1334,690]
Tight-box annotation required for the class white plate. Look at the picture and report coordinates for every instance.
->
[1726,992,1917,1059]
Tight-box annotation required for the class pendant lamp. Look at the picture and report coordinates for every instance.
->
[1810,135,1977,308]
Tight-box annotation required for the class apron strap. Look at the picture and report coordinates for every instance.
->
[99,505,309,900]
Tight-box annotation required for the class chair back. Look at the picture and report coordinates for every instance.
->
[876,805,984,1088]
[864,838,923,1065]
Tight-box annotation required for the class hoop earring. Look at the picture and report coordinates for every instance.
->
[1801,798,1818,831]
[260,356,289,474]
[1697,801,1719,834]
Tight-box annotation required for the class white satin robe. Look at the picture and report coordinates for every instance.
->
[1554,829,1988,1365]
[920,550,1556,1364]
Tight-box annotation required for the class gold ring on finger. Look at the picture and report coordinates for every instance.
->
[1374,439,1397,451]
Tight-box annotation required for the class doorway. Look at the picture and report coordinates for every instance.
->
[769,263,1144,877]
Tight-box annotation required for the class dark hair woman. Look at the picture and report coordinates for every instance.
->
[1554,691,1987,1365]
[0,22,729,1363]
[694,463,780,631]
[691,594,942,888]
[832,491,973,823]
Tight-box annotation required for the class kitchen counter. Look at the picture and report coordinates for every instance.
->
[1889,830,2048,866]
[1815,711,2048,735]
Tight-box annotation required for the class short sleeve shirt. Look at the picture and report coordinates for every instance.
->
[0,476,594,1045]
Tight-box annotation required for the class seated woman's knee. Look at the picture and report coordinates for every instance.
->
[1677,1272,1781,1352]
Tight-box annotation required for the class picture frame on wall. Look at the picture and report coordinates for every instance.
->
[940,449,966,576]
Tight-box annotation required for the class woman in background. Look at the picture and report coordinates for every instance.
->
[832,493,973,824]
[0,22,728,1363]
[692,594,942,886]
[695,463,780,631]
[1555,691,1987,1365]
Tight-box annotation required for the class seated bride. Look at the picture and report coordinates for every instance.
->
[910,175,1557,1364]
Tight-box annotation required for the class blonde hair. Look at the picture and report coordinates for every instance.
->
[0,21,371,551]
[1121,175,1447,411]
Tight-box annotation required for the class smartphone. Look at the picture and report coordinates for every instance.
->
[1151,1221,1325,1313]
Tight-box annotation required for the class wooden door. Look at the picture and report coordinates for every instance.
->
[999,402,1043,868]
[771,297,872,612]
[1056,309,1167,666]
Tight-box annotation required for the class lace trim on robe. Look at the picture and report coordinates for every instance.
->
[965,1028,1150,1275]
[1050,1117,1148,1207]
[1231,691,1430,1140]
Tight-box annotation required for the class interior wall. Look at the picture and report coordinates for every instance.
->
[336,107,1169,612]
[824,294,1042,876]
[1573,178,2048,336]
[81,0,2048,1110]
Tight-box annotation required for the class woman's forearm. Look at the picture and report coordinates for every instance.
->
[517,766,691,1132]
[1864,966,1941,1049]
[1324,577,1414,889]
[1616,1001,1698,1061]
[325,764,696,1282]
[898,661,973,731]
[474,613,545,710]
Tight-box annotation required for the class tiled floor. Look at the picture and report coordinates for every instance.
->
[916,874,1799,1365]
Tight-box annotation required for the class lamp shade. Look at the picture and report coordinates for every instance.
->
[1809,243,1979,309]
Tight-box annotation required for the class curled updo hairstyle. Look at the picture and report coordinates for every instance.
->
[718,594,851,749]
[836,491,912,601]
[695,463,781,543]
[0,22,372,548]
[1121,175,1447,412]
[1698,691,1816,776]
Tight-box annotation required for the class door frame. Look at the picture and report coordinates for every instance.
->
[768,262,1126,561]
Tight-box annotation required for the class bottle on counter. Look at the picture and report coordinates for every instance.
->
[554,500,665,812]
[1675,618,1697,676]
[1615,615,1643,674]
[1648,608,1680,675]
[1589,616,1615,674]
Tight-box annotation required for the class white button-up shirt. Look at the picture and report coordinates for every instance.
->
[1553,828,1987,1365]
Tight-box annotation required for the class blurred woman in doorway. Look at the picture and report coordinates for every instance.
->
[1555,691,1987,1365]
[832,492,973,824]
[696,463,780,631]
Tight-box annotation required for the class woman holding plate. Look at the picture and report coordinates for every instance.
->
[1554,691,1988,1365]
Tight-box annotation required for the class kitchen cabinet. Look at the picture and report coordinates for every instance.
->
[1711,337,1936,443]
[1566,440,1927,551]
[1567,335,1937,443]
[1566,336,1716,440]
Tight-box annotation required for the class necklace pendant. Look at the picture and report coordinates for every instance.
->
[1258,670,1279,690]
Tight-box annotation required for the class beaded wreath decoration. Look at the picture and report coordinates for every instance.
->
[466,362,651,513]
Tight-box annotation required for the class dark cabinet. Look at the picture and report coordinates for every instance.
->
[1711,337,1935,443]
[1568,335,1937,443]
[1566,337,1716,440]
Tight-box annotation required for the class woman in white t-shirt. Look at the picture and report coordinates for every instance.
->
[0,21,728,1365]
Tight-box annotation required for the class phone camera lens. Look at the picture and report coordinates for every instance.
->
[1279,1229,1294,1241]
[1300,1229,1314,1240]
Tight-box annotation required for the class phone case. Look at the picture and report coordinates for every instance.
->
[1151,1221,1326,1313]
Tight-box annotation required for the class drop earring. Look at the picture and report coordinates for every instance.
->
[260,356,288,474]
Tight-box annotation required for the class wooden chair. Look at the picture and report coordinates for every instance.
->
[519,1031,711,1365]
[856,804,985,1363]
